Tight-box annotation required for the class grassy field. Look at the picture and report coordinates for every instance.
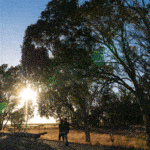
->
[4,125,149,150]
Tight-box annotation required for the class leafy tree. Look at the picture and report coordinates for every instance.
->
[10,107,26,131]
[21,0,102,142]
[78,0,150,146]
[108,88,143,128]
[0,64,35,131]
[20,0,149,144]
[0,64,20,130]
[36,65,95,142]
[89,85,143,128]
[21,0,79,71]
[10,100,34,131]
[21,0,119,142]
[88,84,119,128]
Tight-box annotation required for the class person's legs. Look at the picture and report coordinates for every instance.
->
[59,133,61,146]
[66,134,68,143]
[59,133,60,141]
[65,132,69,146]
[59,133,61,141]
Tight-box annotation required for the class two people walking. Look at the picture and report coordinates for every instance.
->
[59,118,70,146]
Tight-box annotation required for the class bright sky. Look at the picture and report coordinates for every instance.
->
[0,0,149,123]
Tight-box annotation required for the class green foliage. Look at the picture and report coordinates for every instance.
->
[91,49,105,67]
[11,107,26,130]
[0,64,33,130]
[11,101,34,131]
[0,102,7,114]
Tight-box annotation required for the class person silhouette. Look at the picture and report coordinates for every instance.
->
[63,118,70,146]
[59,119,65,141]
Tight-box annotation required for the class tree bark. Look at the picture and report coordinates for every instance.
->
[146,115,150,147]
[140,105,150,148]
[84,119,90,142]
[0,123,2,131]
[0,115,3,131]
[135,86,150,148]
[82,104,90,142]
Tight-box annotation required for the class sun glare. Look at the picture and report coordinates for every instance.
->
[19,87,37,105]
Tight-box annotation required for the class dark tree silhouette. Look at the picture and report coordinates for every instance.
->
[21,0,150,145]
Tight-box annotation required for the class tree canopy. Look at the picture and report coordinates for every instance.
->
[0,64,35,130]
[21,0,150,145]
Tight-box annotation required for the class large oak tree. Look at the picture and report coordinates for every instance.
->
[21,0,150,146]
[78,0,150,146]
[21,0,104,142]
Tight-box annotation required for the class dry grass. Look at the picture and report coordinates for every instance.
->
[5,125,149,150]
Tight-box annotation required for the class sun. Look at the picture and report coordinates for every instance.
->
[19,87,37,105]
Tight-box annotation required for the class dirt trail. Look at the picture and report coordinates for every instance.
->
[40,139,103,150]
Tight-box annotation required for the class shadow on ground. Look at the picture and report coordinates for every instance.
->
[102,145,146,150]
[0,132,148,150]
[0,132,54,150]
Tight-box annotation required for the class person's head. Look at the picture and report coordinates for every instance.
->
[64,118,67,122]
[60,119,63,124]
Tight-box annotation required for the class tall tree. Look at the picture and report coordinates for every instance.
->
[78,0,150,146]
[21,0,102,142]
[21,0,150,144]
[36,64,101,142]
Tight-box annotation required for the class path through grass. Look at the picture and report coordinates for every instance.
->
[4,125,149,150]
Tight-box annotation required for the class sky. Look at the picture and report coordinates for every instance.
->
[0,0,88,68]
[0,0,149,123]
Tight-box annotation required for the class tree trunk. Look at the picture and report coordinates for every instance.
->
[146,115,150,147]
[134,85,150,148]
[139,108,150,148]
[0,123,2,131]
[139,101,150,148]
[3,118,9,130]
[84,120,90,142]
[0,115,3,131]
[82,102,90,142]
